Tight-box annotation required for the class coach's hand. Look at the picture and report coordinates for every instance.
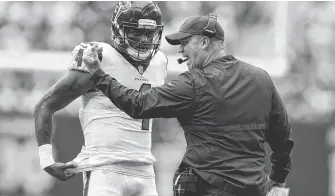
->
[44,162,77,181]
[82,43,103,74]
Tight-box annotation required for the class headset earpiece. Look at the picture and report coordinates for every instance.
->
[202,13,218,38]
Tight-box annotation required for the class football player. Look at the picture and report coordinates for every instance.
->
[34,1,167,196]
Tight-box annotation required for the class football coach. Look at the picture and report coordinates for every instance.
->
[82,14,294,196]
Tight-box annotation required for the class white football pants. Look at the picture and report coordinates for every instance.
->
[83,170,158,196]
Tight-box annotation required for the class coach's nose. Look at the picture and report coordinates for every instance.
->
[178,44,184,53]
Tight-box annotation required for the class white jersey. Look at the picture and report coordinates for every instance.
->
[68,42,167,177]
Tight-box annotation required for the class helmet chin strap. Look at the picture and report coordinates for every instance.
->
[125,43,151,61]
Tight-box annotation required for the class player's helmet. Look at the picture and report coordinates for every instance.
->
[111,1,164,63]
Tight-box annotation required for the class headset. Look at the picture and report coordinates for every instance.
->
[202,13,218,38]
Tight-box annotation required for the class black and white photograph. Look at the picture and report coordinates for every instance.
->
[0,1,333,196]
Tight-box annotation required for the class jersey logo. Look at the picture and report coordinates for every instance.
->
[138,65,144,75]
[113,1,131,23]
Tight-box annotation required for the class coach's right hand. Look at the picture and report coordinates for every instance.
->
[44,162,77,181]
[82,43,104,74]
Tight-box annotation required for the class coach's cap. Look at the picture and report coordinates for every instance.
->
[165,14,225,45]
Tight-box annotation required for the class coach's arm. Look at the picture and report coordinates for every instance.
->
[89,68,195,119]
[82,43,194,119]
[266,80,294,186]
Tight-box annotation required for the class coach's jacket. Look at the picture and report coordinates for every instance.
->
[90,55,294,193]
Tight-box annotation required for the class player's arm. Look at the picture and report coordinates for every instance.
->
[90,69,195,119]
[34,42,99,180]
[266,81,294,185]
[35,42,98,147]
[34,70,94,146]
[34,70,95,181]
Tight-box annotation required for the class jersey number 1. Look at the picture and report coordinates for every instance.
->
[139,83,151,130]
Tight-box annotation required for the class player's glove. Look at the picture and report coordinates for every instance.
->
[82,43,104,74]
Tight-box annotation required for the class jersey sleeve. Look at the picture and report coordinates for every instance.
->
[68,42,103,73]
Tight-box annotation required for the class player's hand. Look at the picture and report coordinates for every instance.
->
[44,162,77,181]
[82,43,103,74]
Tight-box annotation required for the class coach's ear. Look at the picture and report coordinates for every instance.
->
[201,36,210,50]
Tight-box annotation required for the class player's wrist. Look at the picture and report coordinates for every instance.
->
[38,144,55,169]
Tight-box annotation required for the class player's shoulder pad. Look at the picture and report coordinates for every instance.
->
[154,50,168,78]
[68,42,106,72]
[150,50,168,76]
[153,50,168,66]
[98,42,119,61]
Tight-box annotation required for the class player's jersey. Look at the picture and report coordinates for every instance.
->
[68,42,167,177]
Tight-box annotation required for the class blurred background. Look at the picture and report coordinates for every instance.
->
[0,1,334,196]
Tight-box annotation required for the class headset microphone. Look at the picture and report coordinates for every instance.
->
[177,57,189,64]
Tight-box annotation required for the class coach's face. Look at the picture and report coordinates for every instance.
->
[179,35,207,70]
